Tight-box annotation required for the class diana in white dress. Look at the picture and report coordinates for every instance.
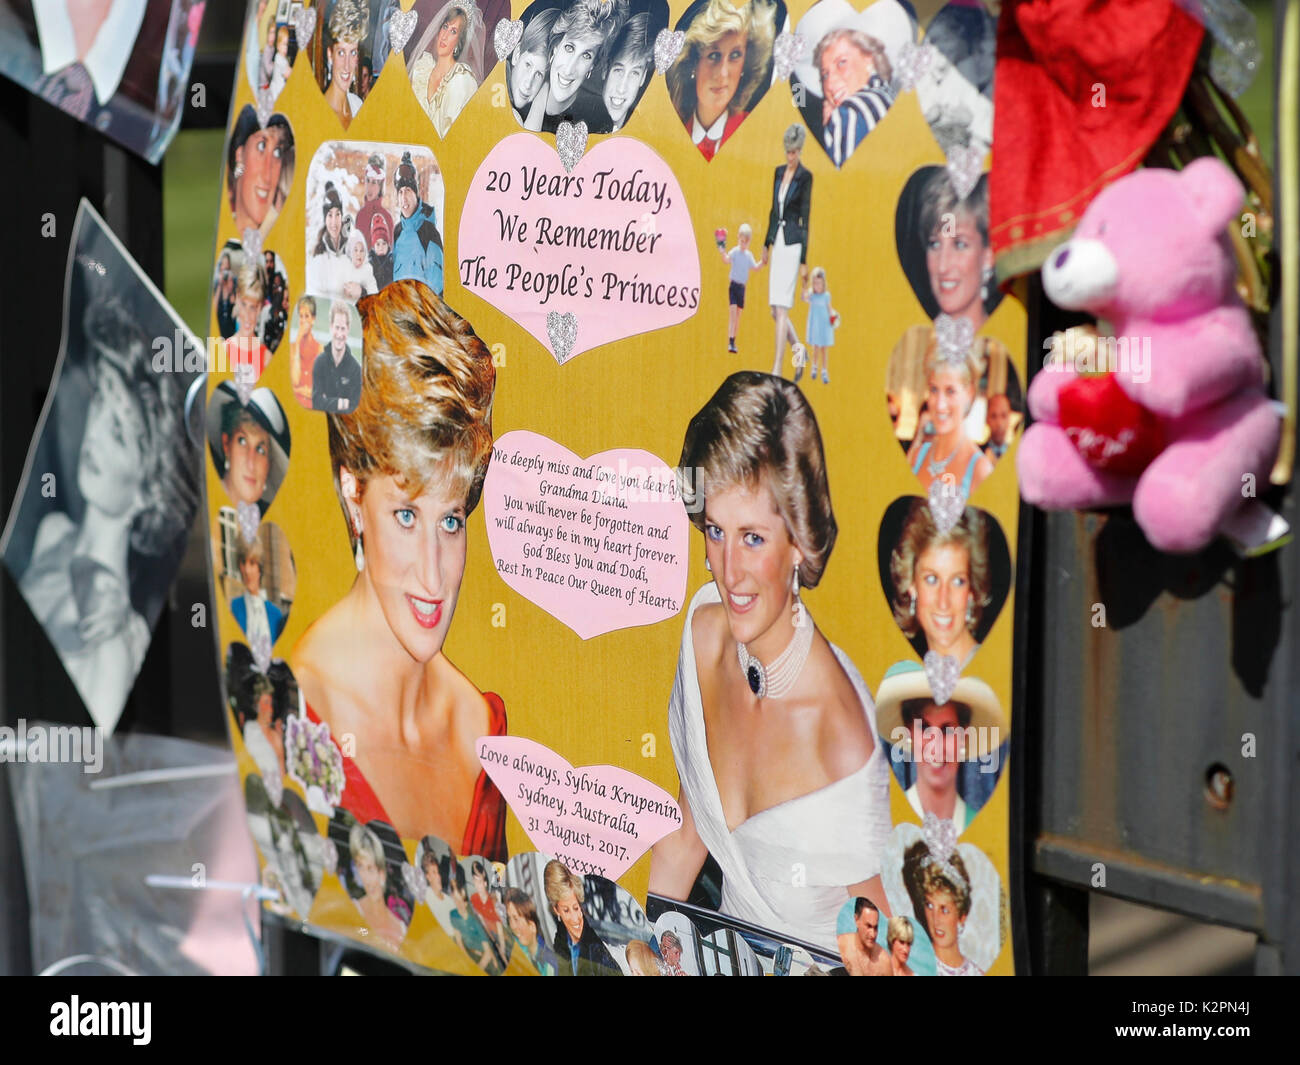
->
[649,372,891,952]
[409,3,483,138]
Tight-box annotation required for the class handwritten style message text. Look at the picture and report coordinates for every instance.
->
[458,134,700,362]
[483,430,688,638]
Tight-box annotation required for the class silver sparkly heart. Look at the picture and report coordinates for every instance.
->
[233,361,257,405]
[255,87,275,124]
[923,650,960,706]
[251,629,272,674]
[894,41,935,92]
[654,28,685,74]
[401,861,427,900]
[389,8,417,54]
[773,31,805,81]
[946,143,984,200]
[494,18,523,62]
[555,120,588,172]
[242,226,263,261]
[934,313,975,364]
[547,311,578,363]
[928,477,966,533]
[237,500,261,544]
[293,6,316,47]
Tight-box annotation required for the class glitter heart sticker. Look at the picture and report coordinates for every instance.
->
[241,226,263,261]
[654,28,685,74]
[546,311,578,363]
[923,650,960,705]
[389,8,417,54]
[237,500,261,545]
[928,477,965,532]
[895,41,936,92]
[251,628,272,673]
[946,144,985,200]
[773,31,804,81]
[555,120,588,172]
[255,88,275,126]
[494,18,524,62]
[294,6,316,48]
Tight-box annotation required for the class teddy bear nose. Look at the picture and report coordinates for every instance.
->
[1053,247,1070,270]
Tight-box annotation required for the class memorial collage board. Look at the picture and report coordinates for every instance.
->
[210,0,1024,975]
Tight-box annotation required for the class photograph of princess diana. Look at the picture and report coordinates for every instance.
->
[0,202,200,735]
[649,372,891,953]
[508,0,668,136]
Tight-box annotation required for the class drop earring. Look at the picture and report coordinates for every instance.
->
[233,162,245,180]
[792,563,807,629]
[909,594,917,618]
[966,599,975,628]
[980,264,994,303]
[705,556,712,572]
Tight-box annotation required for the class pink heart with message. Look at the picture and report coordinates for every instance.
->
[478,736,682,880]
[457,134,700,363]
[483,431,689,639]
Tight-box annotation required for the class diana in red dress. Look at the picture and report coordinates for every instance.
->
[292,280,507,862]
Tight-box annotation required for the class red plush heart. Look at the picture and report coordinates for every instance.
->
[1057,373,1165,476]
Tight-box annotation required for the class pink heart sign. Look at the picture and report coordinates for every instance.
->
[457,134,700,363]
[477,736,683,880]
[483,431,689,639]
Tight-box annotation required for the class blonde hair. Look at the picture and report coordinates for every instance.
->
[626,941,661,975]
[667,0,778,125]
[886,914,914,948]
[328,282,495,551]
[810,266,826,284]
[329,0,369,45]
[543,859,584,908]
[679,372,836,587]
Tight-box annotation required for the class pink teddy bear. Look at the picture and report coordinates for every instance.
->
[1017,157,1283,554]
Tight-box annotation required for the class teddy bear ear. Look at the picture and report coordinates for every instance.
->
[1180,156,1245,235]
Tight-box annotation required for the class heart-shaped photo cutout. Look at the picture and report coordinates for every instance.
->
[244,1,317,103]
[894,165,1001,324]
[506,0,670,136]
[479,736,682,880]
[304,140,446,302]
[302,0,412,130]
[226,105,296,240]
[459,135,699,362]
[885,327,1023,499]
[915,2,995,162]
[876,494,1011,664]
[506,851,656,975]
[327,809,415,953]
[482,431,689,637]
[787,0,916,168]
[665,0,788,161]
[873,658,1009,837]
[211,242,291,372]
[244,772,324,922]
[206,381,292,518]
[415,836,511,974]
[227,644,301,789]
[402,0,514,138]
[881,820,1006,974]
[212,515,296,651]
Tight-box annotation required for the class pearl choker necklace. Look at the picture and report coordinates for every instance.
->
[736,613,814,699]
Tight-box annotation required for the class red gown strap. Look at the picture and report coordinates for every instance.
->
[305,702,393,827]
[461,692,509,863]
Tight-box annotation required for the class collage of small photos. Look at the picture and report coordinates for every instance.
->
[201,0,1024,976]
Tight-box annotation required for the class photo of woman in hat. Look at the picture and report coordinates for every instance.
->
[226,104,295,237]
[307,179,349,300]
[290,281,508,860]
[649,372,891,952]
[665,0,780,161]
[874,660,1006,832]
[206,381,292,517]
